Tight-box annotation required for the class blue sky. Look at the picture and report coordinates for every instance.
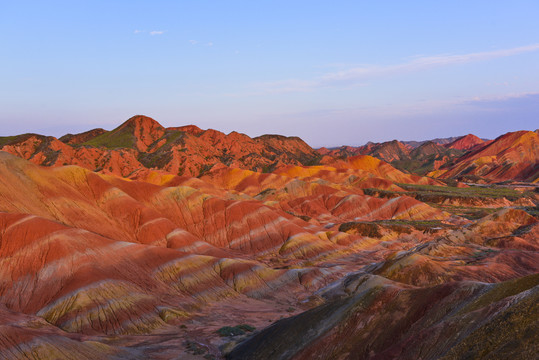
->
[1,1,538,146]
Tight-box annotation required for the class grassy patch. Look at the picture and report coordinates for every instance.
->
[339,222,382,237]
[365,183,531,205]
[83,129,135,149]
[429,203,500,220]
[255,188,276,198]
[362,188,401,199]
[138,151,173,169]
[520,206,539,217]
[340,220,450,235]
[397,183,528,201]
[459,273,539,314]
[285,211,311,222]
[164,130,184,145]
[0,135,22,147]
[216,324,256,337]
[183,340,208,356]
[198,163,214,177]
[0,133,45,147]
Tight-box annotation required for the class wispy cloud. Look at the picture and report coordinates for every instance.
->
[189,40,198,45]
[207,42,213,47]
[322,44,539,85]
[463,91,539,106]
[133,29,143,34]
[150,30,165,36]
[259,43,539,93]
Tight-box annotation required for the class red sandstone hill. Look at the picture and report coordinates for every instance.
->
[0,115,320,177]
[0,117,538,359]
[1,116,535,183]
[444,133,485,150]
[317,139,465,175]
[430,130,539,182]
[59,128,107,145]
[318,140,411,162]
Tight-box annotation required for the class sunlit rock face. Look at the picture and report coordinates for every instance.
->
[0,118,537,359]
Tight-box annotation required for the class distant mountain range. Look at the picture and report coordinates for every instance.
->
[401,135,490,148]
[0,115,537,183]
[318,131,538,182]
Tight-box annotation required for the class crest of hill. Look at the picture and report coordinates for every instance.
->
[317,139,464,175]
[445,134,485,150]
[0,115,321,177]
[59,128,106,145]
[0,133,51,147]
[365,140,411,163]
[460,130,538,161]
[402,136,461,148]
[82,115,165,152]
[410,141,457,159]
[430,130,539,182]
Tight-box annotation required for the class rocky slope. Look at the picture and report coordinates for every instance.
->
[444,133,486,150]
[430,130,539,182]
[0,115,320,177]
[318,139,465,175]
[0,117,537,359]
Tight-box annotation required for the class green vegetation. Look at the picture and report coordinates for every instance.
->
[198,163,214,177]
[339,222,382,237]
[364,183,531,206]
[0,135,22,147]
[261,163,277,173]
[144,130,184,153]
[0,134,61,166]
[138,151,172,169]
[255,188,276,198]
[183,340,208,356]
[397,183,529,201]
[302,154,323,167]
[339,220,450,236]
[459,273,539,314]
[285,211,311,222]
[216,324,256,337]
[374,219,445,228]
[163,130,184,146]
[429,204,499,220]
[83,129,135,149]
[0,133,46,147]
[520,206,539,217]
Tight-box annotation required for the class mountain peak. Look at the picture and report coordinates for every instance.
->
[79,115,166,151]
[115,115,165,152]
[118,115,165,132]
[446,134,484,150]
[168,125,204,136]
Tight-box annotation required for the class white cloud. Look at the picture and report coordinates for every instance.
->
[150,30,165,36]
[464,91,539,104]
[259,43,539,93]
[189,40,198,45]
[321,43,539,85]
[133,30,144,34]
[207,42,213,47]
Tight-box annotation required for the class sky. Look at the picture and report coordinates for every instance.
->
[1,1,539,147]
